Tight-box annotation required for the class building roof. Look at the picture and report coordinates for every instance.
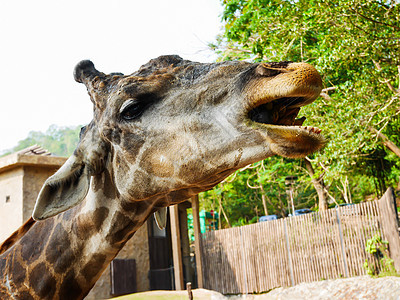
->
[0,145,67,174]
[15,145,52,156]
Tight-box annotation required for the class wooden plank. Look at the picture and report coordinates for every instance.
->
[322,209,338,279]
[305,214,317,282]
[314,210,327,280]
[283,219,295,286]
[191,196,204,288]
[278,218,291,287]
[169,205,184,290]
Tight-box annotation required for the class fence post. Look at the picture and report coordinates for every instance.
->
[283,219,295,286]
[379,187,400,272]
[169,205,184,290]
[191,196,204,288]
[336,209,349,277]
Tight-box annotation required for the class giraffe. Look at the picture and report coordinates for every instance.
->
[0,55,324,299]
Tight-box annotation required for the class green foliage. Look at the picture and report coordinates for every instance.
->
[364,234,398,277]
[201,0,400,227]
[3,125,82,157]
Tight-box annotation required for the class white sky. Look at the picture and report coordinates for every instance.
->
[0,0,223,153]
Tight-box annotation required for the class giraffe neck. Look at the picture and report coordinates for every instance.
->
[0,173,158,300]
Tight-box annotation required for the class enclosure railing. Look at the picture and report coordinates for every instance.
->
[200,188,400,294]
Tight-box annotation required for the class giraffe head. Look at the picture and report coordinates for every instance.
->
[32,55,324,220]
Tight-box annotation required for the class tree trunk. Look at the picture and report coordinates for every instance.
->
[218,188,231,228]
[260,186,269,216]
[372,128,400,158]
[304,158,328,211]
[257,169,269,216]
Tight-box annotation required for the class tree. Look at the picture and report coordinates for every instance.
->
[3,125,82,157]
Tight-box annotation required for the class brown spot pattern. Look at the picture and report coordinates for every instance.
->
[92,207,109,229]
[106,212,134,245]
[59,270,83,300]
[29,263,56,299]
[9,260,26,284]
[121,132,145,161]
[21,219,53,262]
[81,254,106,283]
[17,291,35,300]
[46,223,77,274]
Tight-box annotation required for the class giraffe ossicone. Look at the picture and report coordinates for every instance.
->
[1,55,324,299]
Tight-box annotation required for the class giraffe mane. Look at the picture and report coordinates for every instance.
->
[0,217,36,255]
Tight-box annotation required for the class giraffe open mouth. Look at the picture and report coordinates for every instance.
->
[248,97,322,135]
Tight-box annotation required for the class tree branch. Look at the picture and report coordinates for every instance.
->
[320,92,332,101]
[351,8,400,31]
[370,127,400,158]
[373,60,399,94]
[322,87,337,93]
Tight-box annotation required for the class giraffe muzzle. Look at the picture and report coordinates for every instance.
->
[245,62,325,157]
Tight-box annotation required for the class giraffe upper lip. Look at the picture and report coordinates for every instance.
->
[245,62,322,109]
[245,62,322,132]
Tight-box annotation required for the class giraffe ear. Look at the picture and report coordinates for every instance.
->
[32,155,91,221]
[33,123,109,221]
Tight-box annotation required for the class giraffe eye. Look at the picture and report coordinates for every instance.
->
[120,99,148,121]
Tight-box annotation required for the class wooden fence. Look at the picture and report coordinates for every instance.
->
[200,188,400,294]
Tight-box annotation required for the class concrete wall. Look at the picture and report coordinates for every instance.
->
[85,223,151,299]
[0,167,24,243]
[0,165,59,243]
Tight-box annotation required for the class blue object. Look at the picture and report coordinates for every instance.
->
[259,215,278,222]
[290,209,313,216]
[336,203,354,207]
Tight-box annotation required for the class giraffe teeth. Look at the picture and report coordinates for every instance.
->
[301,126,322,134]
